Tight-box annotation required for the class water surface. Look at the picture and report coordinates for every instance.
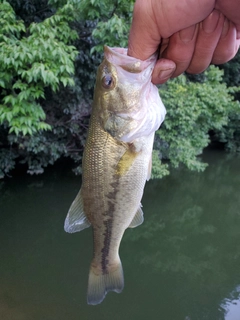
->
[0,150,240,320]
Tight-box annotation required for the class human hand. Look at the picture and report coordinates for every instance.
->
[128,0,240,84]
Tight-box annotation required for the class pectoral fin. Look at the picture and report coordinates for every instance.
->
[116,146,138,176]
[128,205,144,228]
[64,189,91,233]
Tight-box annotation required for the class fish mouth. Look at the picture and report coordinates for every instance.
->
[103,46,157,73]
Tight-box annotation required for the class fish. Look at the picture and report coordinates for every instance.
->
[64,46,166,305]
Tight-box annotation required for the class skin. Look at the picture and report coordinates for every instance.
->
[128,0,240,84]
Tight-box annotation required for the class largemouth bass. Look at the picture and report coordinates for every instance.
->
[64,46,166,305]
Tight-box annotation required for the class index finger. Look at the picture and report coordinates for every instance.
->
[128,0,215,60]
[128,0,160,60]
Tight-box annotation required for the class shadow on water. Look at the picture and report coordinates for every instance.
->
[0,149,239,320]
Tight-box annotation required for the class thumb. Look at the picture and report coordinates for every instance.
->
[128,0,161,60]
[152,59,176,84]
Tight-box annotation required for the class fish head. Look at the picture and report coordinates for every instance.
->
[94,46,166,143]
[95,46,148,113]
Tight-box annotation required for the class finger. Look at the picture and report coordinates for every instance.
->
[128,0,162,60]
[215,0,240,30]
[159,38,170,56]
[128,0,215,60]
[186,10,225,74]
[152,59,176,84]
[212,19,240,64]
[159,24,198,78]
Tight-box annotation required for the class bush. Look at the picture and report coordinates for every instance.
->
[152,66,240,178]
[0,0,240,179]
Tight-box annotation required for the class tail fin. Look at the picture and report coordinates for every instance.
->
[87,259,124,305]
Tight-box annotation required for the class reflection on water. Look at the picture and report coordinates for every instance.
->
[222,285,240,320]
[0,149,239,320]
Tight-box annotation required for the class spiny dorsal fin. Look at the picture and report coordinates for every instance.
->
[128,205,144,228]
[64,189,91,233]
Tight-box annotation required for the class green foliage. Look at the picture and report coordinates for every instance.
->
[0,0,78,135]
[0,0,102,177]
[151,150,169,179]
[152,66,240,177]
[1,0,240,179]
[0,148,17,179]
[76,0,134,52]
[48,0,134,52]
[214,51,240,152]
[220,51,240,88]
[215,111,240,153]
[2,96,89,176]
[8,0,53,25]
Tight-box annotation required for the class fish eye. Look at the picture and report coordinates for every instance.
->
[102,74,115,89]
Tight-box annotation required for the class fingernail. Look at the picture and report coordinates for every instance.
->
[179,25,196,43]
[203,10,220,33]
[221,18,229,37]
[158,68,175,82]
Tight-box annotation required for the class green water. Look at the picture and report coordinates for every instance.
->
[0,149,240,320]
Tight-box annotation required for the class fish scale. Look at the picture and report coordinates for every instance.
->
[64,46,166,305]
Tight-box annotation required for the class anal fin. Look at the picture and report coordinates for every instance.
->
[128,205,144,228]
[64,188,91,233]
